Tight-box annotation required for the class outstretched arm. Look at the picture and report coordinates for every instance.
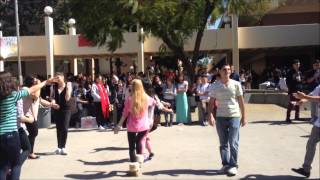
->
[294,91,320,102]
[28,78,56,96]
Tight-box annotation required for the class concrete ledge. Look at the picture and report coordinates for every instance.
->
[244,91,310,110]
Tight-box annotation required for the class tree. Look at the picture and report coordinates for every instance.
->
[0,0,72,36]
[69,0,269,80]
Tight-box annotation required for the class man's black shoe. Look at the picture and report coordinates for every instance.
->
[292,168,310,178]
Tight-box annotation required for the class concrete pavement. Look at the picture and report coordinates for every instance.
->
[21,104,320,179]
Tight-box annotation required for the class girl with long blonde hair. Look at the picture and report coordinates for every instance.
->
[131,79,148,117]
[115,79,155,162]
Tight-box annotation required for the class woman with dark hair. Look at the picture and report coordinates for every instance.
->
[50,72,73,155]
[152,75,164,127]
[23,75,59,159]
[175,74,189,125]
[0,72,55,180]
[91,74,110,130]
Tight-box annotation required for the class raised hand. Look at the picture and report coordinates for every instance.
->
[46,77,58,85]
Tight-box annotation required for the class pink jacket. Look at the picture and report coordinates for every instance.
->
[122,95,155,132]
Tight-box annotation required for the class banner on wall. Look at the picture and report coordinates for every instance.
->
[78,35,94,47]
[0,37,18,59]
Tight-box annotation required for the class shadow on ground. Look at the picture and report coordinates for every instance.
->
[78,158,129,166]
[143,169,221,177]
[91,146,128,153]
[65,171,129,179]
[240,174,319,180]
[68,129,96,133]
[35,152,58,156]
[249,120,310,126]
[300,135,311,138]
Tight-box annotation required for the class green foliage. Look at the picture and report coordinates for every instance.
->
[236,0,272,25]
[69,0,203,52]
[68,0,269,78]
[138,0,203,49]
[69,0,269,52]
[69,0,138,52]
[0,0,72,35]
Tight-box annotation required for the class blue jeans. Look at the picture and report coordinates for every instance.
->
[216,117,240,168]
[0,131,21,180]
[310,101,318,122]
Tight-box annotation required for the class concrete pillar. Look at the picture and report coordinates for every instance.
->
[0,30,4,72]
[45,16,54,78]
[99,58,109,74]
[91,58,95,81]
[231,14,239,73]
[68,18,78,75]
[137,26,144,73]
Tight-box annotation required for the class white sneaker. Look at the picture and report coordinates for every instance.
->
[98,125,105,130]
[54,148,61,155]
[218,165,229,173]
[61,148,68,155]
[227,167,238,176]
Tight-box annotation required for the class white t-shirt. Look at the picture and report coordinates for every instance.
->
[310,85,320,128]
[177,81,188,92]
[196,83,210,101]
[163,85,176,100]
[22,87,40,121]
[209,79,243,117]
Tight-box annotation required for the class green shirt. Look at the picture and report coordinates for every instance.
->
[0,89,29,135]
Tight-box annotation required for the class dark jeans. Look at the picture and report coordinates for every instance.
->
[94,102,108,127]
[286,94,300,120]
[216,117,241,168]
[0,131,21,180]
[18,128,31,164]
[55,110,71,149]
[127,131,148,162]
[26,120,38,154]
[303,126,320,172]
[116,105,124,123]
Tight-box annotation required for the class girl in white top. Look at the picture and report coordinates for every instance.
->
[176,74,189,124]
[163,78,176,127]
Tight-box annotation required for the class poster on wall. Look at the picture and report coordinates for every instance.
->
[0,37,18,59]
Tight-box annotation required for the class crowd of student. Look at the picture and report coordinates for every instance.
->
[0,58,319,179]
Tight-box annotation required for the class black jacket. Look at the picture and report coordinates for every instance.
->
[286,69,303,94]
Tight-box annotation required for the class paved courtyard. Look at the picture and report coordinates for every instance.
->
[21,104,320,179]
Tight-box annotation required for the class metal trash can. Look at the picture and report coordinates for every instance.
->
[37,107,51,128]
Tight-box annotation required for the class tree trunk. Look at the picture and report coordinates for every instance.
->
[191,1,215,76]
[161,35,195,81]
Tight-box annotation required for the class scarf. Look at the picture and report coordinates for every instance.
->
[97,83,110,119]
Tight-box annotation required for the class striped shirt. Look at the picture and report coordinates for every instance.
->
[209,79,243,117]
[0,90,29,135]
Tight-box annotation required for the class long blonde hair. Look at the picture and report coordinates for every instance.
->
[131,79,147,116]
